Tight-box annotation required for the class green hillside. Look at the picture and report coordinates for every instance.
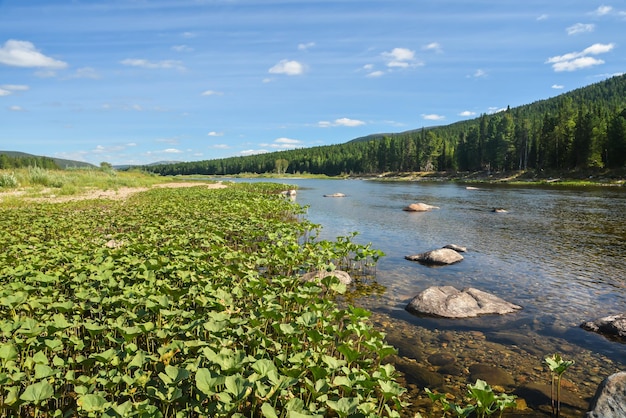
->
[0,151,95,169]
[145,73,626,177]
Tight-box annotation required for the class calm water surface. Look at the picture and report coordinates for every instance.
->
[229,178,626,368]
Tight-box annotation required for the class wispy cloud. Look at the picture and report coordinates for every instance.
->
[0,84,29,96]
[552,84,565,89]
[201,90,223,96]
[259,137,302,149]
[546,43,615,72]
[566,23,594,35]
[423,42,443,53]
[66,67,100,79]
[422,114,445,121]
[268,59,306,76]
[121,58,186,71]
[459,110,476,117]
[172,45,193,52]
[207,131,224,137]
[593,5,613,16]
[318,118,365,128]
[0,39,67,69]
[297,42,315,51]
[8,105,25,112]
[469,69,487,78]
[537,14,549,21]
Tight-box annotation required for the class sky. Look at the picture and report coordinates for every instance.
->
[0,0,624,166]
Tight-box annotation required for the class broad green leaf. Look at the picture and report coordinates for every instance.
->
[34,364,56,379]
[20,381,54,404]
[0,343,18,362]
[77,394,108,412]
[261,402,279,418]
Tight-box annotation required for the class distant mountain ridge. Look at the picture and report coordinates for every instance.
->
[0,151,95,169]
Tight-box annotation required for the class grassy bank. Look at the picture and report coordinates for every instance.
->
[0,182,406,417]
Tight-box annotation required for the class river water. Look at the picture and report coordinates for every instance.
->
[226,178,626,415]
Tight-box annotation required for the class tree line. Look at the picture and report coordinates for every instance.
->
[146,74,626,177]
[0,153,59,170]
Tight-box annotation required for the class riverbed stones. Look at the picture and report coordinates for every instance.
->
[405,286,522,318]
[402,202,440,212]
[405,248,464,265]
[300,269,352,285]
[580,313,626,342]
[469,364,515,387]
[586,371,626,418]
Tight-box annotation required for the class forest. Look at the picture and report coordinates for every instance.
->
[146,74,626,177]
[0,152,59,170]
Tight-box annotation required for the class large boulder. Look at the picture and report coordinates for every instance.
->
[405,248,464,265]
[300,269,352,285]
[403,202,439,212]
[586,372,626,418]
[581,313,626,342]
[406,286,522,318]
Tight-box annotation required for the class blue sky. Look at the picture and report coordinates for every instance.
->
[1,0,624,166]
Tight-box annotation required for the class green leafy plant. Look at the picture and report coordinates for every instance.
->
[0,183,406,417]
[545,353,574,417]
[425,379,516,418]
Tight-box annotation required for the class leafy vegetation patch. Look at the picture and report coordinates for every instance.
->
[0,183,406,417]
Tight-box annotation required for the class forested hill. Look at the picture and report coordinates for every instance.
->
[145,74,626,177]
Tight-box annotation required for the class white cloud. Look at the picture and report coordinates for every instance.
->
[121,59,185,71]
[423,42,442,53]
[172,45,193,52]
[459,110,476,117]
[546,43,615,71]
[207,131,224,137]
[473,69,487,78]
[298,42,315,51]
[210,144,230,149]
[552,84,565,89]
[0,88,10,97]
[422,114,445,121]
[382,47,422,68]
[163,148,183,154]
[8,105,24,111]
[1,84,29,91]
[366,70,385,78]
[537,14,548,21]
[181,32,196,38]
[593,5,613,16]
[201,90,223,96]
[318,118,365,128]
[566,23,595,35]
[272,138,301,148]
[68,67,100,79]
[0,39,68,69]
[268,59,305,76]
[241,149,269,156]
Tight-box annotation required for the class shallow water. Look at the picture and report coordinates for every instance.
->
[225,178,626,415]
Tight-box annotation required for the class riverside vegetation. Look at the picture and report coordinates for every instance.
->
[0,180,407,417]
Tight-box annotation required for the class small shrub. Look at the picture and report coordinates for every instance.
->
[0,172,19,188]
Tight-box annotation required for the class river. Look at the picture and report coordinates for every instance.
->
[225,177,626,416]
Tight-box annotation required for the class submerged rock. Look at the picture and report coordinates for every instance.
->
[443,244,467,253]
[402,202,439,212]
[300,269,352,285]
[586,371,626,418]
[405,248,464,265]
[406,286,522,318]
[581,313,626,342]
[323,193,346,197]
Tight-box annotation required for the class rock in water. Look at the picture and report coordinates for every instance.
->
[406,286,522,318]
[403,202,439,212]
[586,371,626,418]
[405,248,464,265]
[300,270,352,285]
[581,313,626,342]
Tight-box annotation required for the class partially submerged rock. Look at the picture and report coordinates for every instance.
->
[403,202,439,212]
[405,248,464,265]
[443,244,467,253]
[586,371,626,418]
[581,313,626,342]
[300,269,352,285]
[406,285,522,318]
[323,193,346,198]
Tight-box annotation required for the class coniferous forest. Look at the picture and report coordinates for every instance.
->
[146,74,626,177]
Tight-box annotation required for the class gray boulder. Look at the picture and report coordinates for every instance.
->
[301,269,352,285]
[406,286,522,318]
[405,248,464,265]
[586,371,626,418]
[403,202,439,212]
[443,244,467,253]
[581,313,626,342]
